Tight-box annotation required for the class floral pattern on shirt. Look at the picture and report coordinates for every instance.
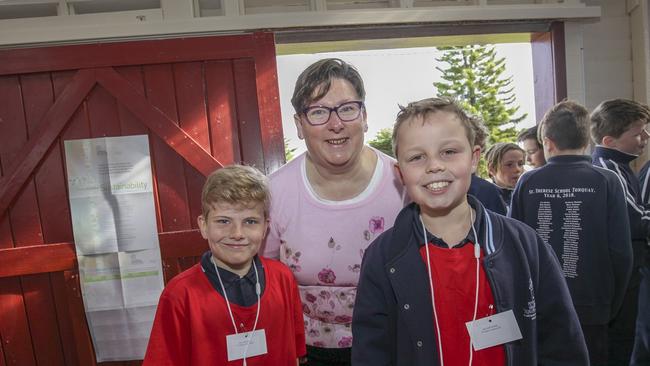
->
[369,216,385,233]
[300,285,356,347]
[281,216,389,347]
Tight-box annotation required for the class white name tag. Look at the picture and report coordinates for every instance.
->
[226,329,268,361]
[465,309,523,350]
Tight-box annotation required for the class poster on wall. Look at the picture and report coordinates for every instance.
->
[64,135,164,362]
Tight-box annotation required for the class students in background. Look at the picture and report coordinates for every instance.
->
[144,165,306,366]
[591,98,650,365]
[510,100,632,365]
[485,142,525,209]
[517,125,546,169]
[352,97,588,366]
[467,115,507,215]
[630,104,650,366]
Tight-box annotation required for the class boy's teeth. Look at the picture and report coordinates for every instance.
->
[328,138,347,145]
[426,181,449,190]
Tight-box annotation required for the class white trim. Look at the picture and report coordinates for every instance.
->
[0,3,601,47]
[598,157,650,220]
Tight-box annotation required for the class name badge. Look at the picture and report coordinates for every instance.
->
[226,329,268,361]
[465,309,523,350]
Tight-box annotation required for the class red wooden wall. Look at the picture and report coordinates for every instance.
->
[0,32,284,366]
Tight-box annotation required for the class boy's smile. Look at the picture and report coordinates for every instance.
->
[198,201,268,277]
[394,111,479,217]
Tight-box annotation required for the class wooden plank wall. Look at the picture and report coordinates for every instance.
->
[0,33,283,366]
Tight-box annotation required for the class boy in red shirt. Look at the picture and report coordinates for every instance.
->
[143,165,306,366]
[352,98,588,365]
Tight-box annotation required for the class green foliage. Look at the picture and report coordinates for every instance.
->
[434,44,527,178]
[434,44,526,144]
[368,128,394,157]
[285,138,297,161]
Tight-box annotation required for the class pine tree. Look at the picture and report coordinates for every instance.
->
[368,128,394,157]
[434,45,526,144]
[285,138,297,161]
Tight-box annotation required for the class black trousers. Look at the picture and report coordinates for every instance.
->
[302,345,351,366]
[608,270,641,365]
[582,323,608,365]
[632,266,650,366]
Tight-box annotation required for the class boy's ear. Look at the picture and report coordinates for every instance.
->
[294,114,305,140]
[543,136,557,155]
[601,135,615,148]
[197,215,208,239]
[393,162,405,185]
[471,145,481,173]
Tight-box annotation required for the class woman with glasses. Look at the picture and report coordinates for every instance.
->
[263,58,406,366]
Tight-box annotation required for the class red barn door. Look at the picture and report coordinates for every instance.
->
[0,32,283,366]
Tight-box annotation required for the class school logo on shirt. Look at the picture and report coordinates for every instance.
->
[523,278,536,320]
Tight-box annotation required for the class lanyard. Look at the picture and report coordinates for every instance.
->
[420,207,480,366]
[211,256,261,364]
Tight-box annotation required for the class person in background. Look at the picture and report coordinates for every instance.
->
[263,58,406,366]
[143,165,306,366]
[468,115,507,215]
[635,157,650,366]
[629,103,650,366]
[590,98,650,365]
[485,142,525,209]
[510,100,632,365]
[352,97,588,366]
[517,125,547,169]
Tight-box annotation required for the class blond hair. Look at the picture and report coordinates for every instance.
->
[201,164,270,217]
[392,97,475,158]
[485,142,524,179]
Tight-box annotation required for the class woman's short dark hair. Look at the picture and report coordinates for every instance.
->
[291,58,365,114]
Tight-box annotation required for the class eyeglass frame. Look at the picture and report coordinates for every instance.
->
[299,101,365,126]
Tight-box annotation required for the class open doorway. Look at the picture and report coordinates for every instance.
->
[276,34,537,159]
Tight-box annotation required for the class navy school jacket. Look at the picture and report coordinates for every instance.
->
[469,174,507,215]
[509,155,632,325]
[351,196,588,366]
[592,146,650,273]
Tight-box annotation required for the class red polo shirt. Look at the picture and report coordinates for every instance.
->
[420,242,506,366]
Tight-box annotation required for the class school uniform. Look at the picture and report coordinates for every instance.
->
[509,155,633,364]
[143,255,306,366]
[351,196,588,366]
[469,174,507,215]
[496,186,514,213]
[593,146,650,363]
[632,160,650,365]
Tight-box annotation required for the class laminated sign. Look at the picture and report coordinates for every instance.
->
[64,135,164,362]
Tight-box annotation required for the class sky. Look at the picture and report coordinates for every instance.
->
[276,43,536,157]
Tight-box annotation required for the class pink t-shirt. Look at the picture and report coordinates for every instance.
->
[263,149,406,348]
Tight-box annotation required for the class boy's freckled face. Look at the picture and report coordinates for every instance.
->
[198,201,268,276]
[494,150,525,189]
[394,112,479,216]
[609,120,650,156]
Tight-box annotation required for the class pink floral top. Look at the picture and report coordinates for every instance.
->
[263,149,406,348]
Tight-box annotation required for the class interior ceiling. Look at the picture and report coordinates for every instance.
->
[276,32,533,55]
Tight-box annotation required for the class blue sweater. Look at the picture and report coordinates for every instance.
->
[592,146,650,272]
[352,196,588,366]
[469,174,507,215]
[509,155,632,325]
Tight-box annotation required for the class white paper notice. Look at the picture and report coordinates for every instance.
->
[65,135,164,362]
[119,249,164,308]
